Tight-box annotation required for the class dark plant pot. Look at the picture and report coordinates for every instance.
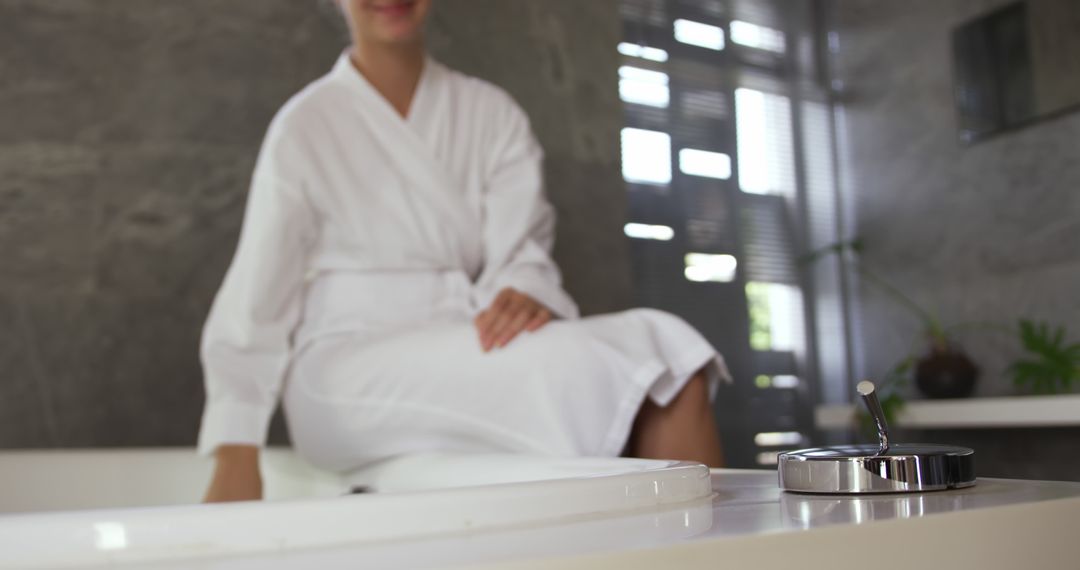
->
[916,349,979,399]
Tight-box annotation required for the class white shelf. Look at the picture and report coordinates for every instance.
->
[816,393,1080,430]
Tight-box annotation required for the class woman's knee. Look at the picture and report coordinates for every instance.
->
[675,371,710,405]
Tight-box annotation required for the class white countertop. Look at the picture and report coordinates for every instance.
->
[816,393,1080,430]
[123,470,1080,570]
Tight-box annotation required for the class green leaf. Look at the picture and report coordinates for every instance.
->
[1011,320,1080,395]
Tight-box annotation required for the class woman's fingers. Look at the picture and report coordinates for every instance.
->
[495,306,537,348]
[473,288,551,351]
[474,310,492,348]
[524,309,551,332]
[483,295,526,350]
[491,288,514,311]
[474,290,512,348]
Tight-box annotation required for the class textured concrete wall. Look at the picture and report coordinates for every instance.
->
[830,0,1080,398]
[0,0,627,448]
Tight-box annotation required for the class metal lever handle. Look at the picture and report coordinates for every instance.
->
[857,380,890,455]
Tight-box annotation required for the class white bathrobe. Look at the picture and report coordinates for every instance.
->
[198,53,730,473]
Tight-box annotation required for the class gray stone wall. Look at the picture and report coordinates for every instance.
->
[830,0,1080,398]
[0,0,628,448]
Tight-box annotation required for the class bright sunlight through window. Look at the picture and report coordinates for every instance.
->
[621,128,672,185]
[624,223,675,241]
[756,451,781,465]
[755,374,800,389]
[754,431,803,446]
[618,66,670,108]
[674,19,725,50]
[684,253,738,283]
[678,148,732,179]
[617,42,669,62]
[735,88,796,196]
[746,281,800,351]
[730,20,787,53]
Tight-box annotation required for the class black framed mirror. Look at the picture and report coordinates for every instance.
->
[953,0,1080,144]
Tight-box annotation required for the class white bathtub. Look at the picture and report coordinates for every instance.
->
[0,448,342,513]
[3,448,1080,569]
[0,448,714,568]
[0,448,708,512]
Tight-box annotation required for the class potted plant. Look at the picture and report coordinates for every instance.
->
[803,239,979,400]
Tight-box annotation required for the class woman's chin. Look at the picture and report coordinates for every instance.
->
[374,23,424,45]
[390,32,423,45]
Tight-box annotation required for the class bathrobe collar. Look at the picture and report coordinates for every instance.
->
[329,51,437,129]
[326,51,480,276]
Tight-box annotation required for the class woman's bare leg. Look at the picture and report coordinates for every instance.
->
[629,371,724,467]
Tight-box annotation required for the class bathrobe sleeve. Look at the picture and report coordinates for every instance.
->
[473,91,580,320]
[197,118,316,456]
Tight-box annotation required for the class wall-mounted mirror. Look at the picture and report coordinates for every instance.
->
[952,0,1080,143]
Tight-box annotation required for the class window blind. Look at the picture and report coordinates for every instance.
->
[617,0,843,467]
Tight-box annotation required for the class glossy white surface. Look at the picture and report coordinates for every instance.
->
[0,449,699,513]
[346,454,694,491]
[0,448,349,513]
[189,473,1080,570]
[0,453,710,569]
[3,452,1080,569]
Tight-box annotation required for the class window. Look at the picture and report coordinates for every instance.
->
[755,451,781,466]
[746,281,802,351]
[735,88,796,196]
[684,253,738,283]
[618,0,844,469]
[624,223,675,241]
[754,431,803,446]
[620,128,672,185]
[730,20,787,53]
[673,19,725,50]
[618,66,670,108]
[678,148,732,179]
[755,374,800,389]
[680,90,729,120]
[802,99,854,404]
[617,42,669,62]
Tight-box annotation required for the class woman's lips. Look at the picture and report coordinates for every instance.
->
[369,0,416,18]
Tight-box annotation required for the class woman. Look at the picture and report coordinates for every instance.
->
[201,0,729,502]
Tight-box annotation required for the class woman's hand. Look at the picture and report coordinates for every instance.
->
[203,445,263,503]
[474,288,552,351]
